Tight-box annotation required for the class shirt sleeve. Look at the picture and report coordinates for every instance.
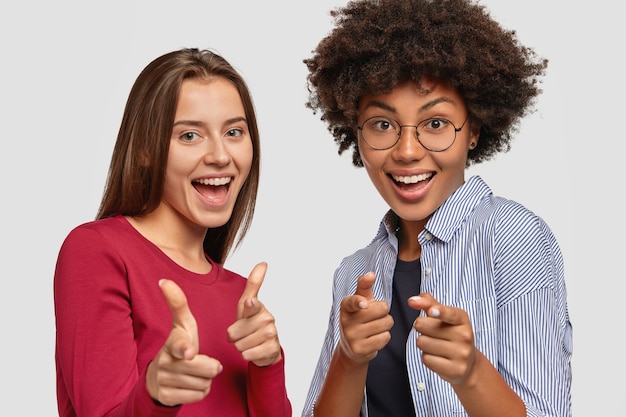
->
[54,226,177,417]
[246,349,292,417]
[300,316,336,417]
[300,266,348,417]
[493,210,572,417]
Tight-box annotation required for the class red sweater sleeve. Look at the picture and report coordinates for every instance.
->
[246,350,292,417]
[54,225,178,417]
[123,367,182,417]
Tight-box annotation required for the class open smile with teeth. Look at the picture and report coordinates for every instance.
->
[392,172,433,184]
[193,177,232,186]
[192,176,233,202]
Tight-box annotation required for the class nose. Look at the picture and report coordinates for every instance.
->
[203,136,232,166]
[393,125,427,161]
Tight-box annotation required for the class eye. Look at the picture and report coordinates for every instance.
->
[367,117,397,133]
[223,124,251,142]
[421,118,451,133]
[179,131,203,142]
[225,128,244,138]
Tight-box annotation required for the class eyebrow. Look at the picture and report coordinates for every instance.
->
[362,97,456,115]
[172,116,248,128]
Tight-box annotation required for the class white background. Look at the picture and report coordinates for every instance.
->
[0,0,622,415]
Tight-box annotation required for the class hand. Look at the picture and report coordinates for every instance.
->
[146,279,223,406]
[227,262,282,367]
[408,293,477,386]
[337,272,394,365]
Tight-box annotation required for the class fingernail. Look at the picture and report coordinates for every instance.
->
[429,308,440,318]
[409,296,421,302]
[358,301,367,309]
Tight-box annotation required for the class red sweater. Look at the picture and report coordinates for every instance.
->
[54,215,291,417]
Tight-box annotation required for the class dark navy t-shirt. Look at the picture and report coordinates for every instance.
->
[365,258,421,417]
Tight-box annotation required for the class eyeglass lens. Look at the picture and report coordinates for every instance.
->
[359,117,458,151]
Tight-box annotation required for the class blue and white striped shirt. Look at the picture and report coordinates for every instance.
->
[302,175,572,417]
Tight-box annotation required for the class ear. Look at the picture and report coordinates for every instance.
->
[468,129,479,150]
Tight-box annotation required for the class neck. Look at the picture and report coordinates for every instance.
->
[397,218,427,261]
[125,213,211,274]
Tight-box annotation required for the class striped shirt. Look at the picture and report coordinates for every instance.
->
[301,175,572,417]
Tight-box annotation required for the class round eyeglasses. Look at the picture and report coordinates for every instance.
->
[357,115,469,152]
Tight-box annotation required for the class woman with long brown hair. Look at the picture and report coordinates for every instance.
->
[54,48,291,417]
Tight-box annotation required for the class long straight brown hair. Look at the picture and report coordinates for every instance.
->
[97,48,260,264]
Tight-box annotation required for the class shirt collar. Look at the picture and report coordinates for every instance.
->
[377,175,492,244]
[425,175,492,242]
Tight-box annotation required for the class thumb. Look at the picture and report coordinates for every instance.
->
[159,279,198,359]
[355,272,376,300]
[237,262,267,319]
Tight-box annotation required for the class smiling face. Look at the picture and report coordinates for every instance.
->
[158,77,253,233]
[357,80,477,229]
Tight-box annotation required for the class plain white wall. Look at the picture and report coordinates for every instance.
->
[0,0,622,415]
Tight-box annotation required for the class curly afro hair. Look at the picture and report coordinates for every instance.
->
[304,0,548,167]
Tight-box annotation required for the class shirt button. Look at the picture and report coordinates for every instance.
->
[424,232,432,241]
[417,382,426,391]
[425,267,432,275]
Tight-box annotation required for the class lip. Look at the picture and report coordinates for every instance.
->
[192,175,234,207]
[388,171,434,202]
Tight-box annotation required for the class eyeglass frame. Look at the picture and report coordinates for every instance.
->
[356,115,469,152]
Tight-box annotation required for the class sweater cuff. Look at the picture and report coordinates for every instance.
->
[247,347,289,402]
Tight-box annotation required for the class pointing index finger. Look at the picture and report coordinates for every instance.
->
[237,262,267,319]
[408,293,466,325]
[159,278,199,356]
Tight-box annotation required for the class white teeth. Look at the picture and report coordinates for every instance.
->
[392,173,433,184]
[194,177,232,186]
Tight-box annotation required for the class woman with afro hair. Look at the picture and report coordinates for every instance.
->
[301,1,572,416]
